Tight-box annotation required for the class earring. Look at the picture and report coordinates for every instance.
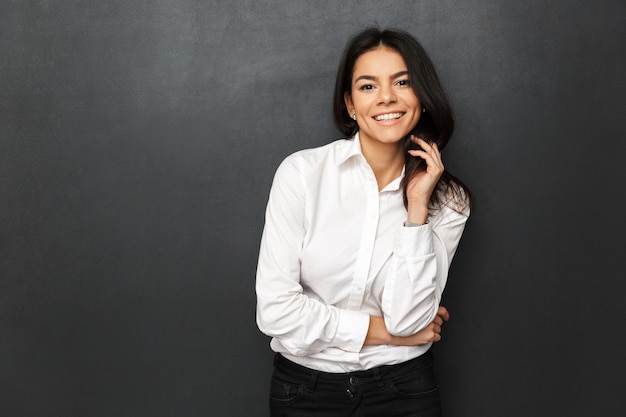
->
[422,107,426,113]
[351,114,357,120]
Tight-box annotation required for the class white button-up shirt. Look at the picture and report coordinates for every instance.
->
[256,133,469,372]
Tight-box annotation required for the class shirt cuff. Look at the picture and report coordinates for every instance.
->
[395,222,434,258]
[334,309,370,353]
[404,220,428,227]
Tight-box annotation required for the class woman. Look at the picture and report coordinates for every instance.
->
[256,27,471,416]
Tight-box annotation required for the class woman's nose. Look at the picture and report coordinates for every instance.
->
[377,84,396,104]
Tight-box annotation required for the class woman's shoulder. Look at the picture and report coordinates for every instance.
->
[279,138,354,171]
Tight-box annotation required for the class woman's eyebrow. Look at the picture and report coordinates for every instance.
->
[354,71,409,83]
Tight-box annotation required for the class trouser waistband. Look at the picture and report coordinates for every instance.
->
[274,350,434,390]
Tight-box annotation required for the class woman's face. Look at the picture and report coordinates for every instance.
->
[344,46,421,148]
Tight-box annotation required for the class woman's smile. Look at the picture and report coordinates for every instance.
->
[373,112,405,122]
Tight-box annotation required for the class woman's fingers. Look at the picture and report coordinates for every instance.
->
[427,322,442,343]
[396,312,450,346]
[404,306,450,345]
[437,305,450,322]
[406,138,444,203]
[408,136,443,167]
[429,306,450,343]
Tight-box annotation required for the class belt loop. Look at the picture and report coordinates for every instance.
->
[372,367,384,388]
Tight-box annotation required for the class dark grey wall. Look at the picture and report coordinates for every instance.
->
[2,1,625,416]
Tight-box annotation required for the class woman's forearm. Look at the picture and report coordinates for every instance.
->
[364,308,449,347]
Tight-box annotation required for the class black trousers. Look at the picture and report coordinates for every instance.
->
[269,350,442,417]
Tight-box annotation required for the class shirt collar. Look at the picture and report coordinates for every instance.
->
[334,132,364,166]
[334,132,405,192]
[383,169,404,192]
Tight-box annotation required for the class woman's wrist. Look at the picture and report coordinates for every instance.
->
[364,316,393,346]
[406,203,429,225]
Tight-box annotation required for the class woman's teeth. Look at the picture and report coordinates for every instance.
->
[374,112,403,121]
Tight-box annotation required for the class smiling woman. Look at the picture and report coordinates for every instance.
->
[256,27,472,417]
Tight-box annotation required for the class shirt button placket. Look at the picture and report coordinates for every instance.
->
[348,168,379,310]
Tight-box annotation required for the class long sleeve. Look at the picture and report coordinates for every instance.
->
[255,156,370,357]
[381,201,469,337]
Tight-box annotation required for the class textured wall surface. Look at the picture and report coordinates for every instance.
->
[2,1,625,416]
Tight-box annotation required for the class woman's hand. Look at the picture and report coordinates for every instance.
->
[393,305,450,346]
[364,306,450,346]
[406,136,445,224]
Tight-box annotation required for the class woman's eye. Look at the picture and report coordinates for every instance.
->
[358,84,375,91]
[396,79,411,87]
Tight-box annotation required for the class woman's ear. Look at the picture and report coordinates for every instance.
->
[344,92,354,115]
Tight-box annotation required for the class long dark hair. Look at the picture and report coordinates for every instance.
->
[333,27,471,211]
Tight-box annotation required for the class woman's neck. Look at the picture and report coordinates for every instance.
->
[360,138,405,191]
